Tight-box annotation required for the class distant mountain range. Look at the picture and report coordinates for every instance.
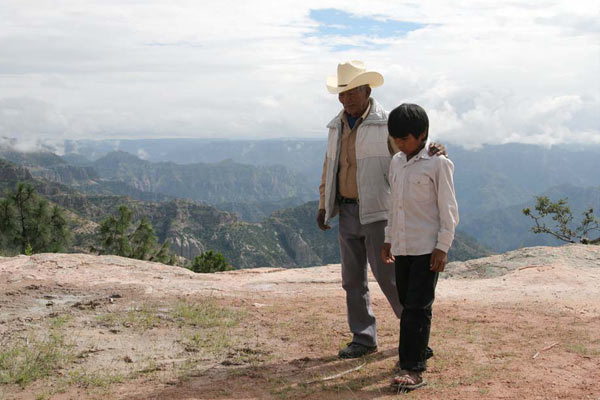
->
[61,138,600,248]
[461,184,600,252]
[448,144,600,215]
[89,151,315,204]
[63,138,326,177]
[0,148,314,220]
[3,138,599,259]
[0,157,490,267]
[62,139,600,195]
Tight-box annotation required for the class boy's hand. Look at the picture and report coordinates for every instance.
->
[317,209,331,231]
[381,243,395,264]
[430,248,447,272]
[428,142,447,157]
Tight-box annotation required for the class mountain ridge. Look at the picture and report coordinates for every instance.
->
[0,160,491,266]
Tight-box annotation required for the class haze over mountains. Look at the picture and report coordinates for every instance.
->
[1,138,599,267]
[64,138,600,249]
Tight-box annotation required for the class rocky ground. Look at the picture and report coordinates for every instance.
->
[1,244,599,399]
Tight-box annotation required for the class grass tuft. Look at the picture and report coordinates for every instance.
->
[566,342,600,356]
[172,300,244,328]
[96,304,160,331]
[65,369,125,388]
[0,327,72,386]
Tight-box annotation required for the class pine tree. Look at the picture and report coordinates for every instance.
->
[27,198,51,253]
[97,205,132,257]
[523,196,600,244]
[0,183,71,255]
[48,205,71,252]
[11,182,36,254]
[150,241,172,264]
[0,198,17,254]
[130,217,157,260]
[94,205,172,263]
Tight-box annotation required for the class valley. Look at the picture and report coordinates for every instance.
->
[1,139,599,268]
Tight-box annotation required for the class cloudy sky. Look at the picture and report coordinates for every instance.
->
[1,0,598,149]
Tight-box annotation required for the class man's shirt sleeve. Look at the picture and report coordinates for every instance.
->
[388,136,399,155]
[384,158,395,244]
[318,153,327,209]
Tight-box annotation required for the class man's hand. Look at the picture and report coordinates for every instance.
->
[317,209,331,231]
[428,142,447,157]
[430,248,447,272]
[381,243,395,264]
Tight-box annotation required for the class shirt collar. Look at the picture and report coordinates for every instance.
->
[403,140,431,164]
[415,141,431,160]
[342,100,372,129]
[360,100,372,120]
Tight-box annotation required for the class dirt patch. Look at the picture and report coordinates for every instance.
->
[1,245,599,399]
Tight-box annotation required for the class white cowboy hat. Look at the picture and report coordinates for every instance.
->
[326,60,384,94]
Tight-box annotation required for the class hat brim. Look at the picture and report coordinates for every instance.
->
[326,71,384,94]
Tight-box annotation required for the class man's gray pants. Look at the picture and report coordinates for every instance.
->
[338,203,403,348]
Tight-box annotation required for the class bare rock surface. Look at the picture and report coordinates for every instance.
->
[1,244,599,399]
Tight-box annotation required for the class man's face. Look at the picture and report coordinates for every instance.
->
[338,85,371,118]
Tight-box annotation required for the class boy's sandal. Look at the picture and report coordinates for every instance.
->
[391,371,427,391]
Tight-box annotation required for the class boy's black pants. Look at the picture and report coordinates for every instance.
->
[395,254,439,372]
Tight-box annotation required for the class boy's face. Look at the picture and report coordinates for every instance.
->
[393,132,427,157]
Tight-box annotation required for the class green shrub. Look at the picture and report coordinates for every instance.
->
[190,250,232,273]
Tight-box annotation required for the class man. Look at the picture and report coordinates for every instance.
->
[317,60,441,359]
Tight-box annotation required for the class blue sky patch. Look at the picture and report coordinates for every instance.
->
[309,8,425,38]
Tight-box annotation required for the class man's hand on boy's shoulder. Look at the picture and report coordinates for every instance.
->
[430,248,447,272]
[381,243,395,264]
[428,142,447,157]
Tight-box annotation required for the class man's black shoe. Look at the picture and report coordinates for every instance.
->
[338,342,377,359]
[425,346,434,360]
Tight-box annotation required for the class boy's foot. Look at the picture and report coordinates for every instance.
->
[338,342,377,359]
[391,371,426,391]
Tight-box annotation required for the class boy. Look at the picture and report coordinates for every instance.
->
[381,103,459,391]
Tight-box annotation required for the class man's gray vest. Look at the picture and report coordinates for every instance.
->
[324,98,392,225]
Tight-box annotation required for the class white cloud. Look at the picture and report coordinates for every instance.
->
[0,0,598,148]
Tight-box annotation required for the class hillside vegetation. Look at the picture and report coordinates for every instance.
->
[60,139,600,251]
[11,139,599,263]
[0,159,489,267]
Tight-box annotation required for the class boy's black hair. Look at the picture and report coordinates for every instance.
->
[387,103,429,139]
